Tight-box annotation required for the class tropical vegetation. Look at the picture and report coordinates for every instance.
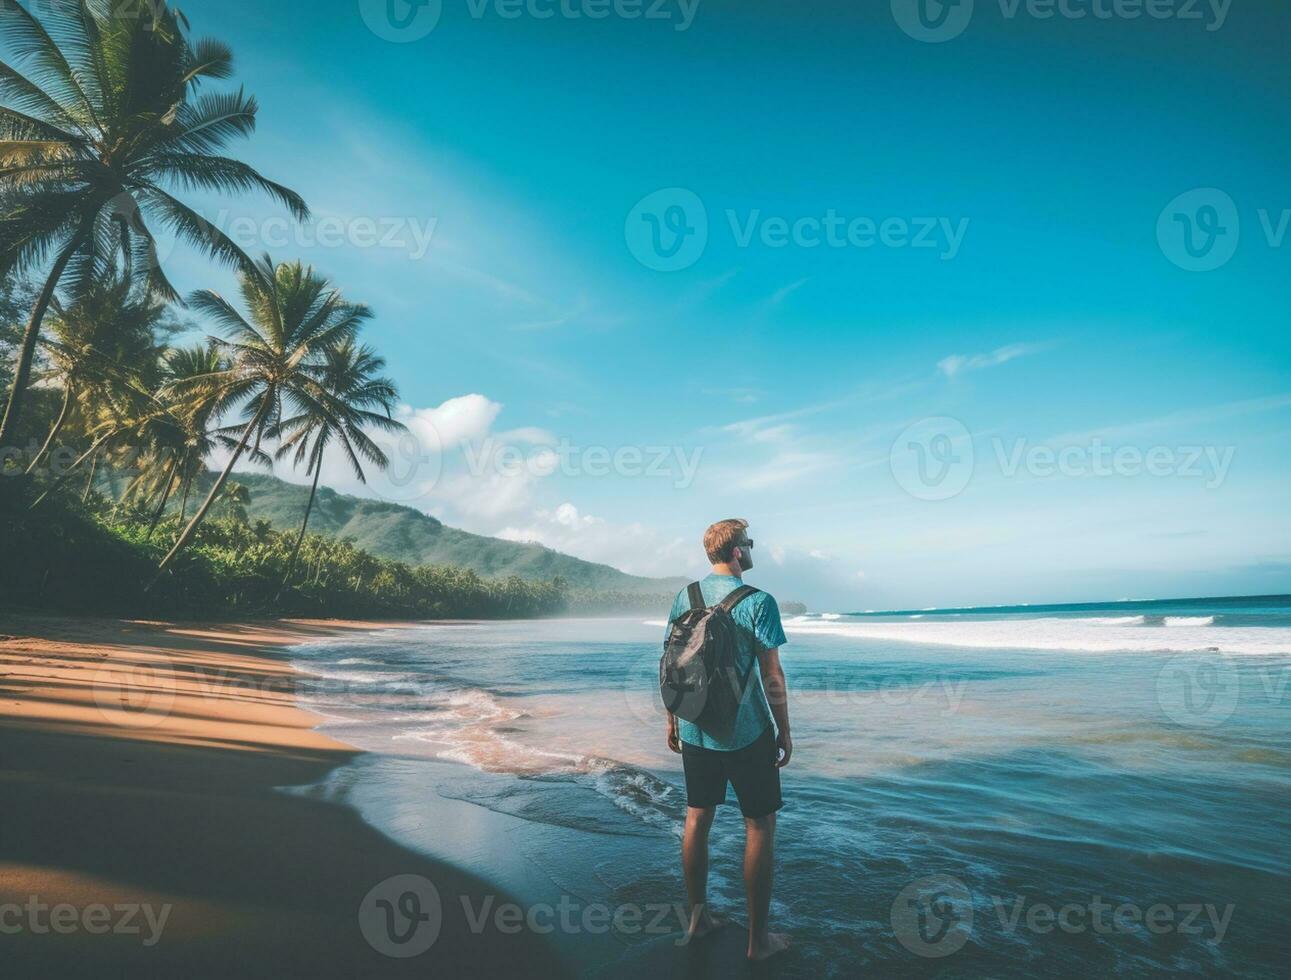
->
[1,0,667,621]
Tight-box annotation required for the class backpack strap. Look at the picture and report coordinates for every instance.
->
[717,584,760,615]
[719,585,763,689]
[687,581,704,610]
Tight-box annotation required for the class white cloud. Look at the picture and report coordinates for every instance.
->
[214,391,694,579]
[498,503,690,578]
[737,450,845,490]
[937,343,1044,378]
[768,277,810,306]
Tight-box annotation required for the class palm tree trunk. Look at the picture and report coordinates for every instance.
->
[82,450,99,502]
[154,404,267,577]
[277,462,322,601]
[25,383,74,475]
[145,456,182,539]
[177,469,192,523]
[0,234,81,448]
[28,433,113,510]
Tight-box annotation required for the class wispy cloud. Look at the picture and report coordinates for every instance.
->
[937,342,1046,378]
[767,277,810,306]
[701,386,762,404]
[712,374,929,443]
[737,449,845,490]
[436,258,545,307]
[1047,393,1291,446]
[671,268,739,313]
[509,298,590,331]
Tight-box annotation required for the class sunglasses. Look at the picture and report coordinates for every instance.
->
[740,538,754,549]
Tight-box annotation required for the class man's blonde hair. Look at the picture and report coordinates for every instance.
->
[703,518,750,564]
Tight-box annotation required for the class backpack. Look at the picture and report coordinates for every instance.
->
[660,582,761,738]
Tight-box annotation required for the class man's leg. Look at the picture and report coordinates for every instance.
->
[682,805,720,939]
[744,812,789,960]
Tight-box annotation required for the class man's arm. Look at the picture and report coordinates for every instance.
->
[757,646,792,767]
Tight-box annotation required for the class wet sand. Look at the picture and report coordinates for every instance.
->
[0,613,570,978]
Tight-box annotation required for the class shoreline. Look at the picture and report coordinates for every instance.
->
[0,612,570,979]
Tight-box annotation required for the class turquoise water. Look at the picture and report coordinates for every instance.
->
[291,597,1291,977]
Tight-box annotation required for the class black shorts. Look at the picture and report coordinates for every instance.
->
[681,726,783,819]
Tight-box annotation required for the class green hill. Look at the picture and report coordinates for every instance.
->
[157,470,687,595]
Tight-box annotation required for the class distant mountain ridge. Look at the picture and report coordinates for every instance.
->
[194,471,687,595]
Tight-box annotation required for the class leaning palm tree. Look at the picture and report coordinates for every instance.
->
[0,0,308,446]
[154,256,370,574]
[156,341,230,529]
[26,279,172,474]
[27,360,166,509]
[272,337,404,596]
[110,341,265,535]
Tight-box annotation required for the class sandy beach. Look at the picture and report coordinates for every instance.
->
[0,613,569,979]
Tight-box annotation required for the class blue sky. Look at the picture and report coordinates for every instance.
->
[161,0,1289,609]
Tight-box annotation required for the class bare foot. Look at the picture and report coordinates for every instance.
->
[747,932,791,961]
[683,909,724,943]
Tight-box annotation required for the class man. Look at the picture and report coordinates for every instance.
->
[664,518,792,962]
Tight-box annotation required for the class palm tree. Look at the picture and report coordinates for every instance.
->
[0,0,308,446]
[154,256,370,575]
[155,341,229,532]
[28,360,168,509]
[272,337,404,596]
[26,279,172,474]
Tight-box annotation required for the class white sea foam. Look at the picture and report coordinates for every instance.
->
[1066,615,1147,625]
[782,615,1289,655]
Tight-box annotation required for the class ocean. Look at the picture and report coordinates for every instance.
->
[288,595,1291,977]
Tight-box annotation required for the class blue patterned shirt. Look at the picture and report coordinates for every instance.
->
[665,573,788,751]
